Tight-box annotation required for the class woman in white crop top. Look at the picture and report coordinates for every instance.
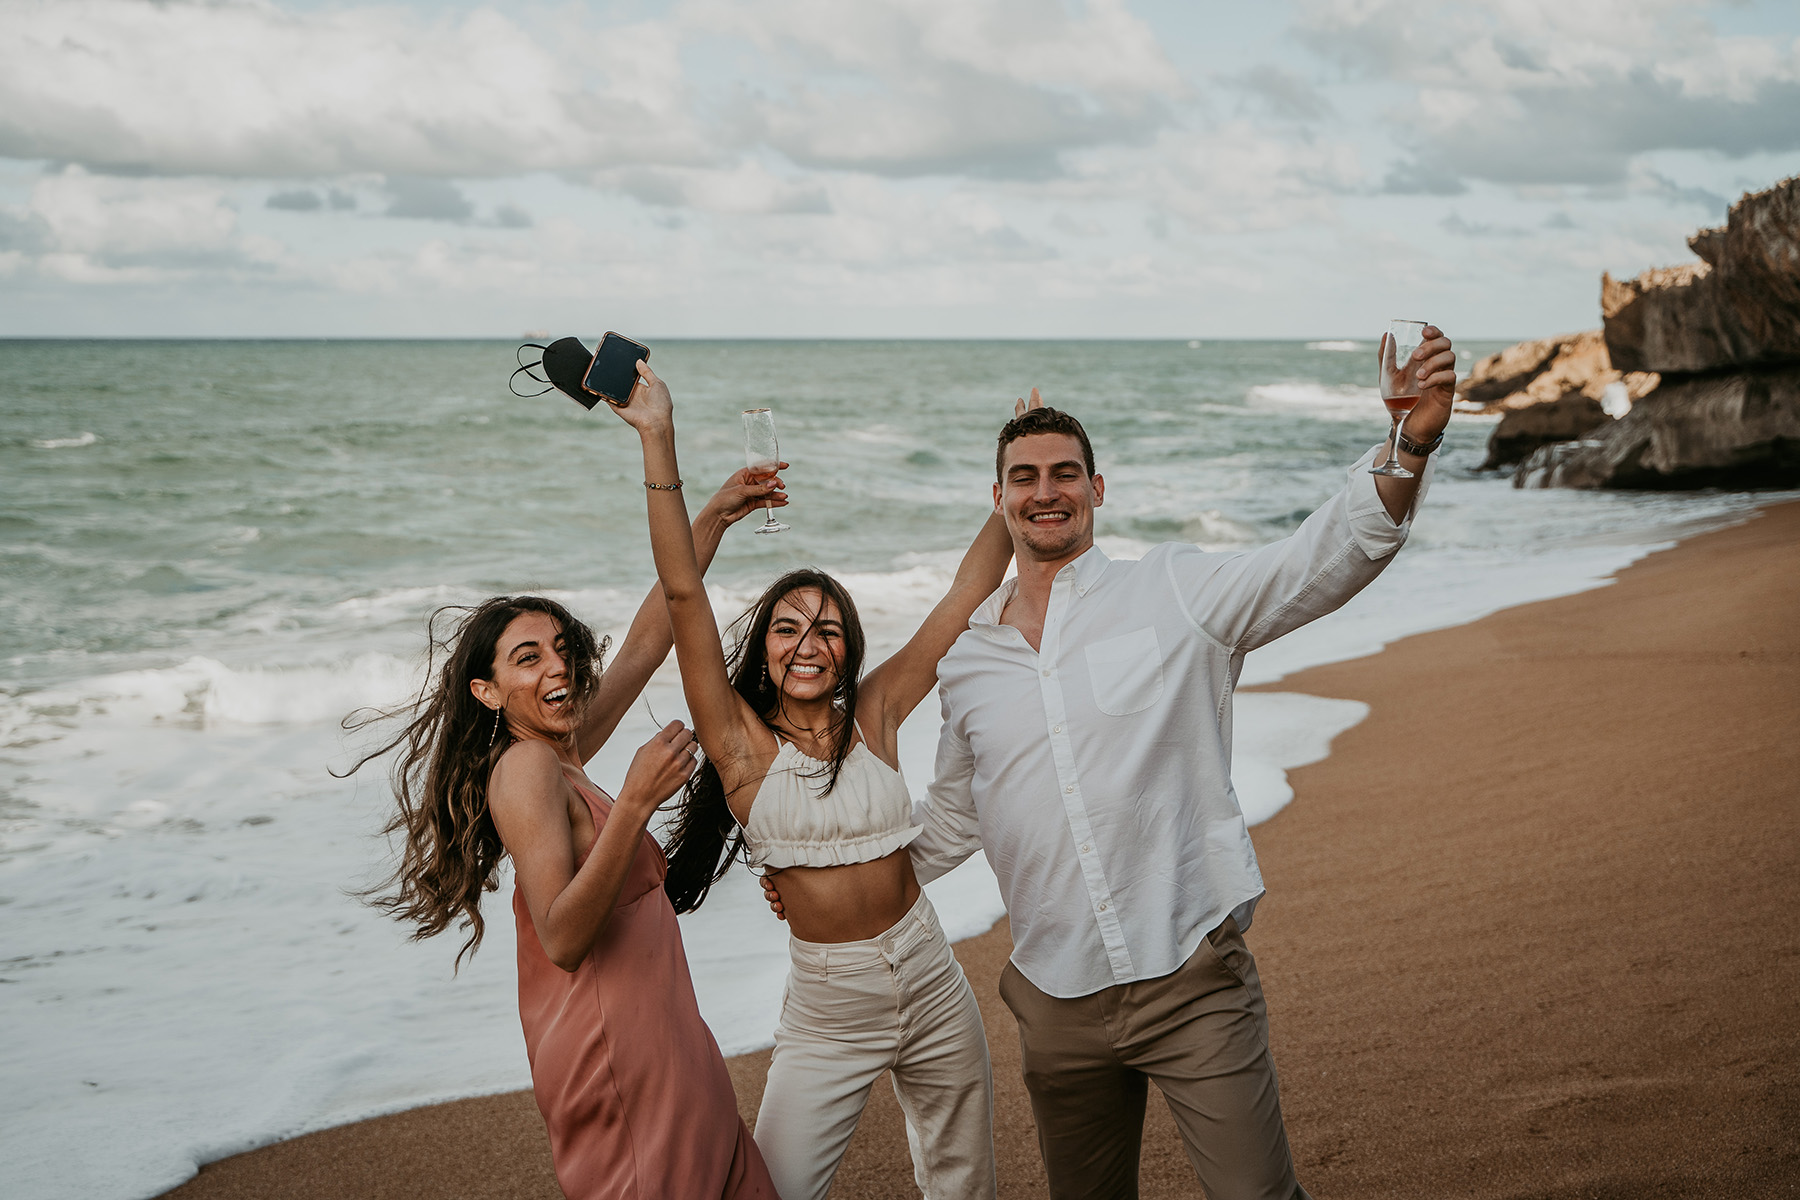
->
[615,365,1021,1200]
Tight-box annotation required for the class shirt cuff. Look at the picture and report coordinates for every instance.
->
[1344,442,1433,560]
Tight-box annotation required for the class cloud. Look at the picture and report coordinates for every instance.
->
[267,189,323,213]
[1,165,281,281]
[1381,159,1469,196]
[0,0,711,178]
[1292,0,1800,187]
[1633,167,1731,213]
[1056,121,1366,236]
[688,0,1184,179]
[1440,212,1531,237]
[1231,64,1334,122]
[383,177,475,222]
[0,0,1186,188]
[267,187,358,213]
[598,163,833,215]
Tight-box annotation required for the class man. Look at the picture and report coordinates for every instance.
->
[769,329,1456,1198]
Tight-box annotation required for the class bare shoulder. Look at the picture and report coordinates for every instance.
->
[487,740,567,816]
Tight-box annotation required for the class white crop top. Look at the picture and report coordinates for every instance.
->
[740,728,921,870]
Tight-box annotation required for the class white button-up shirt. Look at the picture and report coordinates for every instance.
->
[912,445,1429,997]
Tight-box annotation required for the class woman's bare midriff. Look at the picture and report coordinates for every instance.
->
[765,848,921,944]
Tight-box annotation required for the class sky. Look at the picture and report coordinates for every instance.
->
[1,0,1796,339]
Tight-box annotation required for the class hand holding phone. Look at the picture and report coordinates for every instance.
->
[581,332,650,408]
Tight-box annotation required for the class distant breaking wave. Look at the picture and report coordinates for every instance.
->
[31,431,98,449]
[1305,340,1361,352]
[1244,382,1382,422]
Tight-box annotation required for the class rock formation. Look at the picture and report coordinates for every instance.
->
[1601,181,1800,374]
[1513,365,1800,489]
[1455,330,1657,469]
[1493,175,1800,489]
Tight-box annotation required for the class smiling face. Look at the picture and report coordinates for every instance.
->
[763,587,847,705]
[472,610,580,742]
[995,431,1104,564]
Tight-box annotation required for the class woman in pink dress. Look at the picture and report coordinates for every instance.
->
[352,471,782,1200]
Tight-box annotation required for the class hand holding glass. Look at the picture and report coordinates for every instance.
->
[741,408,790,534]
[1372,319,1428,478]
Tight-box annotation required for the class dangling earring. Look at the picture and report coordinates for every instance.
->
[761,663,770,690]
[488,705,501,748]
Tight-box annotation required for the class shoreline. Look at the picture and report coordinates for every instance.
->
[160,503,1800,1199]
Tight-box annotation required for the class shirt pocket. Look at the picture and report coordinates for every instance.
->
[1083,626,1165,716]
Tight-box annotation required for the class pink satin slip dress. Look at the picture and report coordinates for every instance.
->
[513,778,776,1200]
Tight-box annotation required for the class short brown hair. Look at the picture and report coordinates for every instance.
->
[996,407,1095,481]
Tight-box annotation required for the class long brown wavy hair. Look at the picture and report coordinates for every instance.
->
[663,569,867,914]
[342,595,607,969]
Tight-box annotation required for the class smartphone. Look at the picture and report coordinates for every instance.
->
[580,332,650,408]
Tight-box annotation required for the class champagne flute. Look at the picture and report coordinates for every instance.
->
[741,408,790,534]
[1372,319,1428,478]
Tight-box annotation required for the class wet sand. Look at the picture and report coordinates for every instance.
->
[162,502,1800,1198]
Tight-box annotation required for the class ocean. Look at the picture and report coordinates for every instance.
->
[0,338,1782,1200]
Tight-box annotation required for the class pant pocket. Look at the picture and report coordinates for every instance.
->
[1200,920,1252,990]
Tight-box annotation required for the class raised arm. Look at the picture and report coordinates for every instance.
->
[489,726,696,971]
[1178,328,1457,653]
[859,509,1010,742]
[857,389,1039,743]
[610,362,778,777]
[575,471,788,762]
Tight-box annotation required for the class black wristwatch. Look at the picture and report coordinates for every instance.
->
[1396,427,1444,456]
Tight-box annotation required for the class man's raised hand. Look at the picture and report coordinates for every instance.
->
[1401,326,1457,443]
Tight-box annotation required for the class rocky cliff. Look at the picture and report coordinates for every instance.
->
[1602,181,1800,374]
[1490,175,1800,489]
[1513,365,1800,489]
[1456,330,1657,468]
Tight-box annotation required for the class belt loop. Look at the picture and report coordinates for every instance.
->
[817,946,829,981]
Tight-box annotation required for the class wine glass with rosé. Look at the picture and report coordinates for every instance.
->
[741,408,790,534]
[1371,319,1429,478]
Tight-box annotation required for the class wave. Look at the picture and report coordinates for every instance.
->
[1305,340,1362,352]
[5,654,421,732]
[1244,382,1382,422]
[31,431,98,449]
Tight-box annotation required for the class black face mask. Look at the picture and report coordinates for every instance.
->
[509,337,593,403]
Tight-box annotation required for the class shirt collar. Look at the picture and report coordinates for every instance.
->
[1065,543,1111,595]
[969,543,1112,629]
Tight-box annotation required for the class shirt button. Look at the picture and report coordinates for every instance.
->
[1097,901,1109,912]
[1064,785,1074,794]
[1041,668,1051,677]
[1080,843,1091,853]
[1052,724,1062,733]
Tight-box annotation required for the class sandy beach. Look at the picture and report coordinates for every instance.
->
[161,502,1800,1200]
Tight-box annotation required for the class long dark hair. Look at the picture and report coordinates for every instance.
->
[343,595,607,968]
[663,569,867,914]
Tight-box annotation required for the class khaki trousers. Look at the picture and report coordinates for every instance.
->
[998,919,1310,1200]
[754,892,996,1200]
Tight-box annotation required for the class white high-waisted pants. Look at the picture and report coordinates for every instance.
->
[753,891,995,1200]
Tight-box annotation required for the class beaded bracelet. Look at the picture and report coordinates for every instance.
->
[644,480,683,490]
